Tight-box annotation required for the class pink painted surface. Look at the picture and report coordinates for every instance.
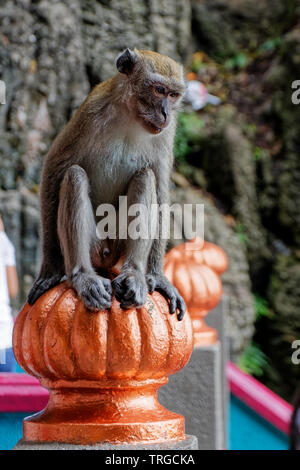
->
[227,362,293,435]
[0,373,49,412]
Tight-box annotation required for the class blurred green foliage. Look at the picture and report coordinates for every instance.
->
[224,52,249,70]
[254,146,265,161]
[238,295,275,379]
[238,342,270,377]
[174,112,204,163]
[254,294,273,320]
[258,37,283,54]
[235,223,248,244]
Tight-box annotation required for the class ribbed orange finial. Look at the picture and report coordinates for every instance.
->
[13,282,193,445]
[164,238,228,346]
[172,237,228,275]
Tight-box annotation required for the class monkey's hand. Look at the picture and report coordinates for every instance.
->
[146,273,186,321]
[71,271,112,311]
[112,268,147,309]
[28,273,63,305]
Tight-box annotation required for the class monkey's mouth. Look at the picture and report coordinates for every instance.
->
[141,118,164,134]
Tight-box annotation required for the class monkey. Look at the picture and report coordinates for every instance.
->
[27,48,186,320]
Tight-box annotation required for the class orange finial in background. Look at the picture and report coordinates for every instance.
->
[164,237,228,346]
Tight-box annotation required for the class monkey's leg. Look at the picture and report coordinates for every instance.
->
[28,185,65,305]
[57,165,112,311]
[145,168,186,321]
[112,168,156,309]
[146,233,186,320]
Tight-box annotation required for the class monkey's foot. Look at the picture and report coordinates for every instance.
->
[28,274,63,305]
[146,274,186,321]
[71,271,112,311]
[112,269,147,309]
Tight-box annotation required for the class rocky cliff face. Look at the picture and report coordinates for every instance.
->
[192,0,291,58]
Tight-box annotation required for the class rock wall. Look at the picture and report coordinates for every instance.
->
[192,0,291,58]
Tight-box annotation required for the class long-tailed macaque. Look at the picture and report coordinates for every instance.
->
[28,48,186,320]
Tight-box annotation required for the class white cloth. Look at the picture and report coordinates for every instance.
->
[0,232,15,349]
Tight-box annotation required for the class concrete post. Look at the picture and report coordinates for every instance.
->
[158,298,228,449]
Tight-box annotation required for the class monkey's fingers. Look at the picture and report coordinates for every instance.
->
[72,273,112,311]
[176,295,186,321]
[111,275,126,299]
[122,276,138,300]
[82,283,111,310]
[82,292,111,311]
[102,278,113,296]
[89,281,111,303]
[166,292,185,321]
[121,281,147,309]
[146,275,156,294]
[154,283,177,315]
[28,284,45,305]
[28,274,62,305]
[113,273,147,309]
[154,281,185,320]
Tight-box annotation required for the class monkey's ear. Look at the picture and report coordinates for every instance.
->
[116,48,137,75]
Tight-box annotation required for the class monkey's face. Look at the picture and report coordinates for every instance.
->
[136,82,182,135]
[116,48,185,135]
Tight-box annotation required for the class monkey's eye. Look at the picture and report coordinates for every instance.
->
[154,85,166,96]
[169,92,180,99]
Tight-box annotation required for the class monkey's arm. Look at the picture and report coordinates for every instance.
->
[147,161,169,275]
[146,160,186,320]
[27,162,66,305]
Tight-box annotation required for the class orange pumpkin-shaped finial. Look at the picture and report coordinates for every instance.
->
[164,238,227,346]
[13,282,193,445]
[173,236,228,275]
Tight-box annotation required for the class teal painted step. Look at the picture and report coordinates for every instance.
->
[0,412,28,450]
[230,396,289,450]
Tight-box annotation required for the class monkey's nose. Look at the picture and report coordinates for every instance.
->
[161,99,169,123]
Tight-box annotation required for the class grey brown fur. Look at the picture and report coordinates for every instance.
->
[27,48,186,319]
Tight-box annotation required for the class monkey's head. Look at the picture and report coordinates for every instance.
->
[116,48,185,135]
